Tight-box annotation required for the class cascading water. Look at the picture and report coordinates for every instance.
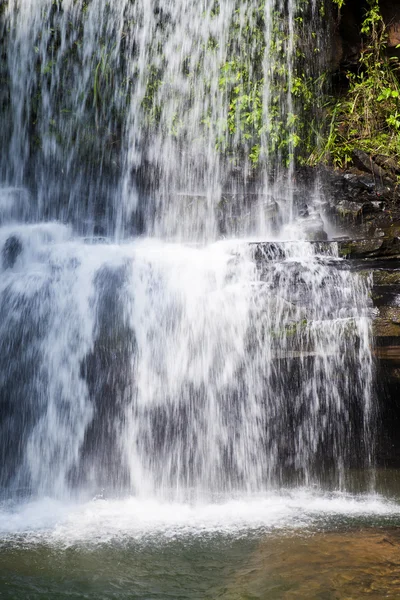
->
[0,0,375,507]
[1,0,327,238]
[0,231,374,500]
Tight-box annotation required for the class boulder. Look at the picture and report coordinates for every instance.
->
[374,154,400,176]
[337,236,400,259]
[352,149,388,179]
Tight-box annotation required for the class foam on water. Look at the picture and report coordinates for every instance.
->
[0,491,398,546]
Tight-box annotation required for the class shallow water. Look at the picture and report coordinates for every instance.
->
[1,485,400,599]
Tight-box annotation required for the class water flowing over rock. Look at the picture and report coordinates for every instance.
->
[0,231,375,499]
[0,0,378,503]
[0,0,326,239]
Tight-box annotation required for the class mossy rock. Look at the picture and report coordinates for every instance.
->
[338,238,384,258]
[338,236,400,259]
[373,270,400,286]
[373,307,400,337]
[334,201,364,224]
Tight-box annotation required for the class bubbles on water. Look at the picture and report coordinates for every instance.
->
[0,490,399,547]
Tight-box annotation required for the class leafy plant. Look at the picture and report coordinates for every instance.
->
[319,0,400,168]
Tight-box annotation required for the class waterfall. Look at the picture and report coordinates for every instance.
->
[0,0,375,502]
[1,0,326,238]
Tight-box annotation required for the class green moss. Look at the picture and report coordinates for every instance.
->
[374,307,400,336]
[338,238,384,258]
[373,270,400,286]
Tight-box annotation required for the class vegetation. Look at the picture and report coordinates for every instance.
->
[2,0,400,180]
[207,0,400,173]
[220,6,326,168]
[214,1,327,169]
[141,0,327,170]
[318,0,400,169]
[141,0,400,173]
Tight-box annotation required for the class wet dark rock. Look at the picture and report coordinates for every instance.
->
[352,149,389,179]
[331,199,385,224]
[74,264,135,492]
[251,242,286,263]
[374,307,400,337]
[335,232,400,461]
[251,233,400,358]
[297,203,309,218]
[373,228,386,238]
[318,166,397,201]
[0,279,51,491]
[333,199,364,223]
[342,173,391,197]
[379,236,400,257]
[306,165,400,240]
[250,227,400,467]
[374,154,400,176]
[371,285,400,308]
[337,237,388,259]
[368,200,386,212]
[299,214,328,241]
[2,235,23,269]
[372,269,400,286]
[83,236,109,245]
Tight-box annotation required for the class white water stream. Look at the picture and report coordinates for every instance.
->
[0,0,383,539]
[0,220,373,502]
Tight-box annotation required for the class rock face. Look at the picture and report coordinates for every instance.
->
[382,0,400,50]
[313,163,400,467]
[316,165,400,346]
[317,167,399,234]
[252,184,400,467]
[74,264,135,491]
[345,242,400,467]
